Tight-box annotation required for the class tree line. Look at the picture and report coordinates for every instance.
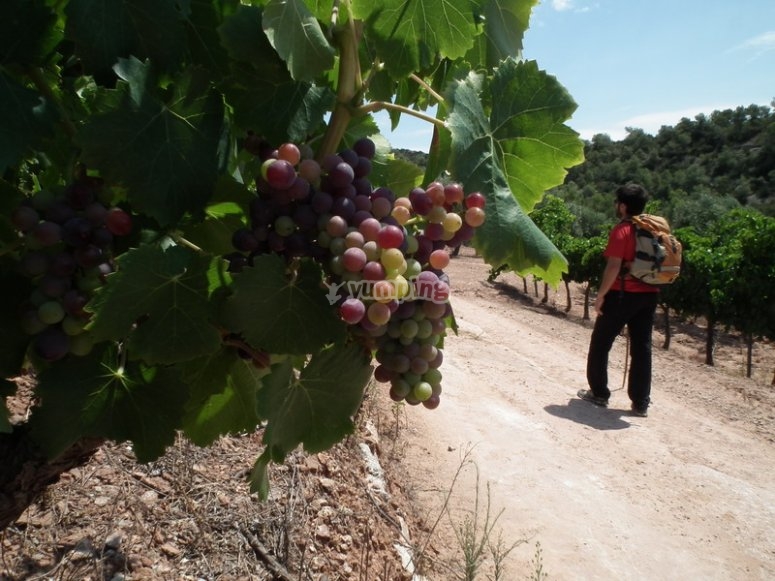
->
[509,103,775,381]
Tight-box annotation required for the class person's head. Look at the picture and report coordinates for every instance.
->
[614,183,648,217]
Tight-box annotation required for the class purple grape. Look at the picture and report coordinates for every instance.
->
[62,216,93,247]
[353,137,376,159]
[12,205,40,232]
[32,221,63,247]
[20,251,50,277]
[33,327,70,362]
[49,252,77,277]
[232,228,260,252]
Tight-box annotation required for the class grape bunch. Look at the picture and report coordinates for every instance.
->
[231,135,486,408]
[11,175,133,363]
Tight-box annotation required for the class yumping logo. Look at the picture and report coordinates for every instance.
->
[323,277,450,305]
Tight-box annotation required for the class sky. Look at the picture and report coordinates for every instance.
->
[379,0,775,149]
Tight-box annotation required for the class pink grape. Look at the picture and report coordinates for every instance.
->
[363,261,386,281]
[465,192,486,209]
[367,301,391,325]
[264,159,297,190]
[342,247,367,272]
[444,183,465,205]
[358,217,381,241]
[377,224,404,249]
[340,297,366,324]
[371,196,392,219]
[465,207,486,227]
[429,249,450,270]
[277,142,301,165]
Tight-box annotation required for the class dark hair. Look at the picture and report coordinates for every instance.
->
[615,183,648,216]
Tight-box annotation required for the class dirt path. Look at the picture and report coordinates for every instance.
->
[398,248,775,580]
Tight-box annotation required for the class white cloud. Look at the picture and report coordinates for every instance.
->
[738,31,775,50]
[549,0,595,13]
[551,0,574,11]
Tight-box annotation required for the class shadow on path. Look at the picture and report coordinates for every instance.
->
[545,398,632,430]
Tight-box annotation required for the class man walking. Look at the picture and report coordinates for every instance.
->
[578,183,658,417]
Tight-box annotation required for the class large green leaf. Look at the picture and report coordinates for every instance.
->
[263,0,335,82]
[223,61,333,144]
[220,254,347,354]
[445,60,583,283]
[65,0,187,81]
[467,0,537,69]
[30,345,189,462]
[77,58,225,225]
[490,59,584,211]
[250,343,372,494]
[0,0,61,67]
[0,72,57,172]
[181,349,270,446]
[87,244,222,364]
[217,3,333,141]
[353,0,478,77]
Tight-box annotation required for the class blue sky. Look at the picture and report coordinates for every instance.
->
[379,0,775,149]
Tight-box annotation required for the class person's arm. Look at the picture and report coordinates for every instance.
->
[594,256,623,316]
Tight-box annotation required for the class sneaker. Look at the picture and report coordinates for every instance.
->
[631,405,648,418]
[577,389,608,408]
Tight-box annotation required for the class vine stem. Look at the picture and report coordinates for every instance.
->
[26,67,78,140]
[356,101,446,129]
[317,8,362,160]
[409,73,445,103]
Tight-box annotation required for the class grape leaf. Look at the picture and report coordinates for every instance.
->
[490,59,584,211]
[222,61,333,144]
[0,72,57,173]
[466,0,537,69]
[0,262,33,379]
[180,349,269,446]
[370,155,424,199]
[217,3,334,142]
[219,4,274,64]
[64,0,187,81]
[263,0,335,82]
[181,0,234,78]
[87,244,222,365]
[220,254,347,354]
[0,0,61,67]
[183,177,255,256]
[353,0,478,77]
[77,58,225,226]
[445,60,583,283]
[249,343,372,494]
[30,345,189,462]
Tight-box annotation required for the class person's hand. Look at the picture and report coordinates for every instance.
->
[594,294,605,316]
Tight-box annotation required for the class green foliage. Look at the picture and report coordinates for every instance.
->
[0,0,584,491]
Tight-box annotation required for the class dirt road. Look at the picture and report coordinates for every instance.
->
[398,248,775,580]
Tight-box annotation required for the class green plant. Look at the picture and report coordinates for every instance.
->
[0,0,584,526]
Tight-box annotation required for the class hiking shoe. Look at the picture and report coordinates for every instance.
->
[577,389,608,408]
[631,405,649,418]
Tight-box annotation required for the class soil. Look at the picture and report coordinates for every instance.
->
[2,245,775,580]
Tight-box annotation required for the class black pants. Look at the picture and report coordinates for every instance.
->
[586,291,658,408]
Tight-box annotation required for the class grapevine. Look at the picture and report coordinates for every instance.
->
[0,0,585,507]
[230,137,486,409]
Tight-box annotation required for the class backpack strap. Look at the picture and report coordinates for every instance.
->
[618,218,634,295]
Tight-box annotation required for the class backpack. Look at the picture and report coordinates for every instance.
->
[625,214,682,285]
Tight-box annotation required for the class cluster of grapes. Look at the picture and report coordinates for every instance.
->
[230,136,486,409]
[11,176,132,363]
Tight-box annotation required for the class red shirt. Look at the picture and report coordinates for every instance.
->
[605,220,659,293]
